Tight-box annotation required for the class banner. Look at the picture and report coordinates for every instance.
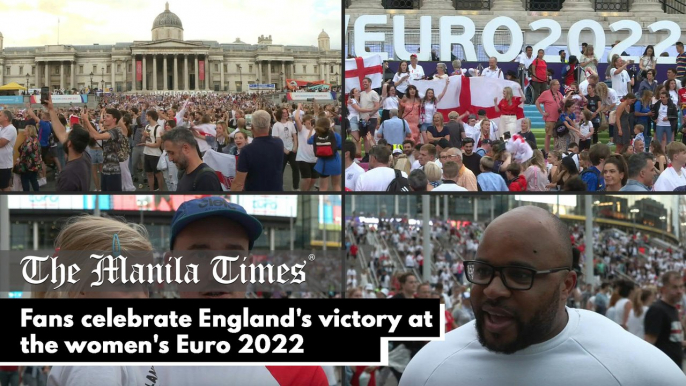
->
[29,95,88,104]
[248,84,276,90]
[136,60,142,82]
[199,61,205,81]
[0,96,24,104]
[286,92,334,101]
[344,54,382,94]
[306,84,331,92]
[285,79,325,91]
[410,75,524,132]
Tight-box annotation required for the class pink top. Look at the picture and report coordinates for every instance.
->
[538,89,564,122]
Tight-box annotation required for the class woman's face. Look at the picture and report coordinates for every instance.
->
[437,66,445,74]
[588,85,595,96]
[389,86,396,95]
[433,114,441,126]
[400,62,408,72]
[520,120,529,132]
[669,80,677,91]
[603,162,623,188]
[235,134,246,147]
[626,146,634,155]
[409,87,417,97]
[426,89,434,99]
[216,126,225,136]
[353,89,361,98]
[647,47,654,56]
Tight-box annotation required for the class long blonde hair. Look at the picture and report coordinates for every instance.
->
[503,87,513,104]
[33,215,153,299]
[394,155,412,176]
[424,161,442,182]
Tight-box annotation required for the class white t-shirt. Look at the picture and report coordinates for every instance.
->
[579,80,589,96]
[0,124,17,169]
[653,166,686,191]
[481,67,504,79]
[656,103,670,126]
[410,159,421,171]
[272,121,296,152]
[49,366,327,386]
[400,308,686,386]
[464,123,480,144]
[409,63,425,81]
[359,90,380,120]
[669,89,679,106]
[355,167,408,191]
[579,121,592,138]
[627,306,648,339]
[431,182,468,191]
[345,162,365,191]
[347,99,360,121]
[392,72,410,93]
[603,88,620,110]
[517,53,535,70]
[611,68,631,98]
[422,101,436,124]
[143,123,163,157]
[383,95,400,111]
[295,125,317,163]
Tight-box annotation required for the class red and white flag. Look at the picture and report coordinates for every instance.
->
[410,75,525,132]
[345,55,383,94]
[202,149,236,191]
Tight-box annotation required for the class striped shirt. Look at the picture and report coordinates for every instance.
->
[677,52,686,79]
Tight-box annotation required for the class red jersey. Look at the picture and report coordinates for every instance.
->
[678,88,686,108]
[532,58,547,83]
[508,175,527,191]
[69,115,80,126]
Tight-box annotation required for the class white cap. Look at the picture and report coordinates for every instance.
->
[380,288,389,297]
[365,283,374,291]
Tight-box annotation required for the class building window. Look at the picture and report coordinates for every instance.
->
[331,65,334,73]
[236,64,241,72]
[55,67,60,75]
[302,65,306,73]
[93,65,97,74]
[107,65,111,74]
[215,64,219,72]
[79,65,84,74]
[224,64,228,73]
[249,65,253,72]
[117,64,121,73]
[19,66,23,75]
[32,66,35,75]
[5,67,10,76]
[128,63,132,72]
[314,65,318,72]
[292,65,295,74]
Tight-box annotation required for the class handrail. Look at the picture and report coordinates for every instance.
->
[662,0,686,13]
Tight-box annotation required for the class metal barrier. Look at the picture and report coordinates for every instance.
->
[383,0,422,9]
[453,0,492,9]
[526,0,564,11]
[595,0,630,11]
[662,0,686,13]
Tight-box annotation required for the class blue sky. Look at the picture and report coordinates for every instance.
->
[0,0,341,49]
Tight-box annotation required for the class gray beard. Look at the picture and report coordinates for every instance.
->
[474,285,562,354]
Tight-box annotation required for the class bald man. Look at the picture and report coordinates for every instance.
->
[400,206,686,386]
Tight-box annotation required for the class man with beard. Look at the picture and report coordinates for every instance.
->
[402,139,416,163]
[461,138,481,177]
[161,128,221,192]
[644,271,686,368]
[400,206,686,385]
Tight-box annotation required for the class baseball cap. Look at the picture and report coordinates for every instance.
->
[365,283,374,291]
[392,148,403,155]
[410,54,417,58]
[379,288,389,297]
[468,114,477,120]
[170,197,263,250]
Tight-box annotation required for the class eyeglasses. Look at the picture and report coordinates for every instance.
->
[464,260,571,290]
[439,154,458,160]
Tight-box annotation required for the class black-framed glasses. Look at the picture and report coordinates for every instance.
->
[464,260,571,291]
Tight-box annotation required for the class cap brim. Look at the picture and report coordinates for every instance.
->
[170,210,263,250]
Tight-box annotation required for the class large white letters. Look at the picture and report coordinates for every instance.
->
[439,16,477,62]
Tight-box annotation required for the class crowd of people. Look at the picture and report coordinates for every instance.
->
[0,91,342,192]
[345,43,686,192]
[345,208,686,385]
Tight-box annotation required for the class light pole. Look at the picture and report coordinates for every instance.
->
[101,68,105,91]
[90,72,94,92]
[280,72,284,91]
[630,208,640,233]
[237,64,242,93]
[25,73,30,95]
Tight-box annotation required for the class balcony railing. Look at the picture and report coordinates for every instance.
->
[594,0,630,11]
[526,0,564,11]
[662,0,686,13]
[383,0,422,9]
[453,0,492,10]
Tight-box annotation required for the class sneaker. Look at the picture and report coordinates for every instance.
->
[607,141,614,146]
[138,184,144,189]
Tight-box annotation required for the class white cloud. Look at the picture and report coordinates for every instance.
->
[0,0,341,49]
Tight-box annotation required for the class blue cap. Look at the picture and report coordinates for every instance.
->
[170,197,263,250]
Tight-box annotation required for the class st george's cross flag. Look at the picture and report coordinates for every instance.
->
[409,75,525,133]
[345,55,383,93]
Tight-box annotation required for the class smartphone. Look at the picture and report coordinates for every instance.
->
[40,87,50,105]
[504,131,511,140]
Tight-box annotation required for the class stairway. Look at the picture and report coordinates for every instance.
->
[524,104,612,150]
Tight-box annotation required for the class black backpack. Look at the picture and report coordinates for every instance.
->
[386,169,410,192]
[192,164,221,191]
[555,120,569,137]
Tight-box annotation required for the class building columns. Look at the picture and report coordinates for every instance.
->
[70,61,75,90]
[152,55,157,91]
[184,55,189,91]
[205,56,209,90]
[220,60,225,92]
[163,55,168,91]
[132,56,137,92]
[111,61,116,92]
[173,54,178,91]
[59,62,64,90]
[35,62,40,89]
[194,55,199,90]
[267,61,271,84]
[142,55,147,91]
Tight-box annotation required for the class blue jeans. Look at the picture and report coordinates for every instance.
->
[21,171,39,191]
[656,125,673,144]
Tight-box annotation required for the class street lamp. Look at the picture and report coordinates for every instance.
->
[90,72,94,92]
[25,73,30,95]
[280,72,284,91]
[630,208,640,231]
[101,68,105,91]
[237,64,242,93]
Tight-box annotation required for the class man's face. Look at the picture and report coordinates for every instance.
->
[362,79,371,90]
[526,47,533,57]
[640,159,655,186]
[489,58,496,68]
[667,70,676,80]
[635,140,645,154]
[678,45,684,54]
[403,143,413,155]
[463,142,474,155]
[568,146,579,155]
[419,150,432,165]
[662,276,685,305]
[672,150,686,166]
[560,52,566,60]
[173,216,250,299]
[402,275,419,296]
[164,140,189,171]
[471,213,575,354]
[410,56,418,66]
[417,284,432,299]
[647,71,654,81]
[103,113,117,128]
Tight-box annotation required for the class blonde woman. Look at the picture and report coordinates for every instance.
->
[17,125,43,191]
[426,112,450,142]
[494,87,519,138]
[579,45,598,82]
[394,154,412,176]
[522,149,548,191]
[434,63,449,80]
[424,161,443,188]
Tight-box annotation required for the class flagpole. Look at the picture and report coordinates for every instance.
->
[58,18,60,45]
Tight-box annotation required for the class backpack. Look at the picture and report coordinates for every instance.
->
[313,131,337,158]
[151,124,164,150]
[580,167,602,191]
[555,119,569,137]
[386,169,410,192]
[112,127,129,162]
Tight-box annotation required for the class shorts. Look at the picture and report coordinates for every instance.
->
[87,147,104,164]
[420,123,431,133]
[0,168,11,189]
[359,117,377,138]
[655,125,673,143]
[41,146,51,160]
[349,117,359,132]
[297,161,320,179]
[144,154,161,173]
[545,121,556,136]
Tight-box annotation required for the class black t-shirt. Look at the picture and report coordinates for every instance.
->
[644,299,684,367]
[236,136,284,191]
[520,131,537,148]
[462,152,482,177]
[176,163,222,192]
[445,121,465,149]
[585,95,602,123]
[427,125,450,139]
[56,151,92,192]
